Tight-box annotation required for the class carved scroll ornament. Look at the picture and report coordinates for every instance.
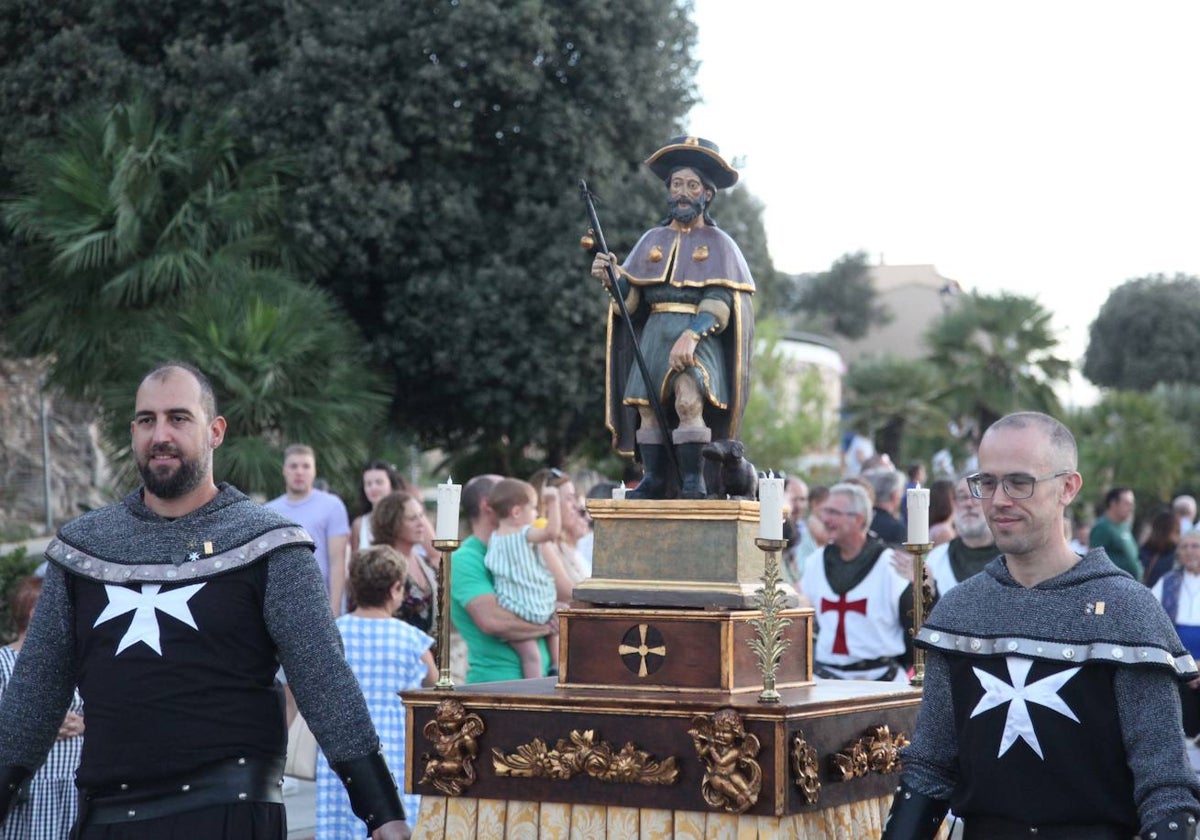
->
[790,731,821,805]
[830,724,909,782]
[492,728,679,785]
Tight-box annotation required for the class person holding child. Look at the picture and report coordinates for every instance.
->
[316,546,438,835]
[483,478,562,678]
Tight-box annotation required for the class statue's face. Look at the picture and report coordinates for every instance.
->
[666,167,711,223]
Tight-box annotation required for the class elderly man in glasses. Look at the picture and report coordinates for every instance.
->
[798,481,916,683]
[883,411,1200,840]
[924,474,1000,594]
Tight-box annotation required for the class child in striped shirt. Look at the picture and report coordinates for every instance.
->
[484,479,561,677]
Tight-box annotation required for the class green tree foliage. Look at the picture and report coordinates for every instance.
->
[1147,382,1200,497]
[842,356,945,463]
[1082,274,1200,391]
[5,97,306,396]
[739,319,833,475]
[718,187,786,317]
[4,97,385,496]
[792,251,890,339]
[0,0,783,472]
[924,291,1069,434]
[1068,390,1192,516]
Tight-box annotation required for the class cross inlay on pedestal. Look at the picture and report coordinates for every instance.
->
[618,624,667,677]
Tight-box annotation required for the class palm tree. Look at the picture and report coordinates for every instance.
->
[5,96,388,497]
[924,291,1070,434]
[4,95,306,398]
[97,278,388,497]
[842,356,946,463]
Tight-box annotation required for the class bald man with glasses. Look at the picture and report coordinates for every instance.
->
[883,412,1200,840]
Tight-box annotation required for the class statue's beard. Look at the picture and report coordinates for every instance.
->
[667,195,706,224]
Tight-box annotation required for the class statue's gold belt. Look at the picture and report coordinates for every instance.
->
[649,303,699,314]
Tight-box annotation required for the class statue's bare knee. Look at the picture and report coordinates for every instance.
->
[674,376,705,429]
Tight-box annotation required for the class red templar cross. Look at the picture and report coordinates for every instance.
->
[820,593,867,655]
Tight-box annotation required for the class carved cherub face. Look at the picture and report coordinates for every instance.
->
[436,699,464,732]
[712,709,743,744]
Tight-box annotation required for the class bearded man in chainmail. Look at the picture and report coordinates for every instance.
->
[0,362,410,839]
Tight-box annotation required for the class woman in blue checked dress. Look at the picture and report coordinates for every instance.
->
[316,547,437,836]
[1,577,84,840]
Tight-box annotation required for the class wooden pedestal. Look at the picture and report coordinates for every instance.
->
[559,606,813,693]
[575,500,799,609]
[405,499,923,838]
[403,678,920,819]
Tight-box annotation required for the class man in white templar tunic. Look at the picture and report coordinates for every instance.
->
[799,482,915,683]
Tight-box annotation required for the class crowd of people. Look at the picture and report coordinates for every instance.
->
[5,361,1200,839]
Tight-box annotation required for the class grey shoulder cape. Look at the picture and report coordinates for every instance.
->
[46,483,315,585]
[917,548,1197,679]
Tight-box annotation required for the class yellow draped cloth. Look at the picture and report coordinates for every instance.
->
[412,795,953,839]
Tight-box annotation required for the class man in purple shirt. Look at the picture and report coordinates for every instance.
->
[266,445,351,617]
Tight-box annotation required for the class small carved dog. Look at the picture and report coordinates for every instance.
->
[701,439,758,500]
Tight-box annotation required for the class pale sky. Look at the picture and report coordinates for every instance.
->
[688,0,1200,403]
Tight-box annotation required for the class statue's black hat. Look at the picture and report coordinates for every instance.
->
[645,136,738,189]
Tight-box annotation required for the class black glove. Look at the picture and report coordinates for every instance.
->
[880,781,949,840]
[0,766,32,821]
[329,749,405,832]
[1143,812,1200,840]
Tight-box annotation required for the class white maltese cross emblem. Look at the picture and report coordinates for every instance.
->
[94,583,206,655]
[971,656,1081,759]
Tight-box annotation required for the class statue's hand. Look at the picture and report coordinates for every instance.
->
[591,252,619,287]
[669,331,700,372]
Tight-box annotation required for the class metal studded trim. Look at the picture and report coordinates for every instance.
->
[917,626,1198,676]
[45,527,315,584]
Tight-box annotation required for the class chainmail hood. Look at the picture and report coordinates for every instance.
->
[917,548,1197,679]
[45,483,314,585]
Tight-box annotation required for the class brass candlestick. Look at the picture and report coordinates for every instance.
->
[749,537,792,703]
[903,541,934,688]
[432,538,461,690]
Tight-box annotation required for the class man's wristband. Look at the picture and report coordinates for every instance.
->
[330,749,405,831]
[684,330,702,342]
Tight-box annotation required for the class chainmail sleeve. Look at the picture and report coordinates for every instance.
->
[1114,666,1200,830]
[0,564,77,770]
[262,545,380,763]
[898,648,958,800]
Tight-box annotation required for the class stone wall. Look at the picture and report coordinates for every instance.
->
[0,358,110,534]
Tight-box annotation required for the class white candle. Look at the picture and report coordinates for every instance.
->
[435,477,462,541]
[612,485,627,500]
[759,476,784,540]
[907,485,930,545]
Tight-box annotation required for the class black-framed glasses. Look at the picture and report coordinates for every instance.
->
[966,470,1073,500]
